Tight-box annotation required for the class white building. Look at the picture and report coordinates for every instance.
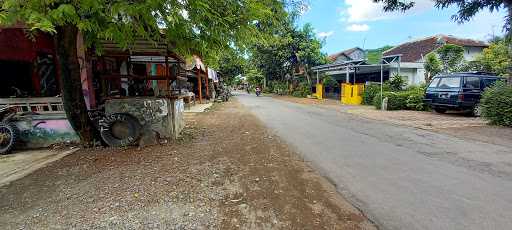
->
[383,34,488,85]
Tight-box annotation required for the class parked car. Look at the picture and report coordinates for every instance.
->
[424,72,501,116]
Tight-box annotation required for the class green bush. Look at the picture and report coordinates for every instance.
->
[406,93,426,111]
[373,89,427,111]
[291,81,311,98]
[373,93,383,109]
[389,74,407,91]
[404,85,428,111]
[363,84,380,105]
[480,81,512,126]
[373,92,392,110]
[267,81,288,95]
[387,92,409,110]
[363,83,392,105]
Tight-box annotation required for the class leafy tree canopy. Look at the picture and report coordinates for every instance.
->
[436,44,465,73]
[0,0,291,62]
[0,0,299,143]
[466,39,512,76]
[424,52,442,81]
[249,21,328,83]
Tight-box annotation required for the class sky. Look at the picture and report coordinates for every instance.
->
[297,0,507,55]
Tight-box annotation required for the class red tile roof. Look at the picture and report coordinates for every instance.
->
[383,35,488,62]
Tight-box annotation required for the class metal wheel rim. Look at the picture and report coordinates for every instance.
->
[0,126,13,150]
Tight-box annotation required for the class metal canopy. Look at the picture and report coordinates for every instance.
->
[99,39,184,62]
[311,56,403,109]
[311,59,370,72]
[130,55,179,64]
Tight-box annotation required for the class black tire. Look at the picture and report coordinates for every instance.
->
[472,105,482,117]
[434,108,447,114]
[99,113,142,147]
[0,122,19,155]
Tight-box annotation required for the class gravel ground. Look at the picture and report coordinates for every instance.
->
[0,99,374,230]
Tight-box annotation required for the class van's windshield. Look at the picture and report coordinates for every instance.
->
[428,78,440,88]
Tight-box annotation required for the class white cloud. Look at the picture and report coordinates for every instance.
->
[344,0,433,22]
[346,24,370,32]
[317,31,334,38]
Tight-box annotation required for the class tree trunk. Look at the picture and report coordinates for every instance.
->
[55,25,95,146]
[303,65,311,85]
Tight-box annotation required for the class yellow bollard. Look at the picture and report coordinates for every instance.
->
[341,83,365,105]
[316,83,323,99]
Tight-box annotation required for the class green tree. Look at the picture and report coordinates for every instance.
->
[436,44,465,73]
[473,40,511,76]
[245,68,265,87]
[0,0,287,144]
[213,48,247,84]
[294,23,328,85]
[250,22,327,85]
[424,53,442,82]
[322,75,338,88]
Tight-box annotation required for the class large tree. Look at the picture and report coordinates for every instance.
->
[0,0,287,144]
[466,39,512,76]
[250,21,327,84]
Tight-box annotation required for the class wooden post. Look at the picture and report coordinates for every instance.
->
[165,56,170,95]
[205,67,210,100]
[197,68,202,104]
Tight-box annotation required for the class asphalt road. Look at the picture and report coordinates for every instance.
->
[236,93,512,230]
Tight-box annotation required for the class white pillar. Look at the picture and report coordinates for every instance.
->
[346,65,349,83]
[380,64,384,111]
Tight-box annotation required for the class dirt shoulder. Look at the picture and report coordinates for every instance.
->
[0,99,375,229]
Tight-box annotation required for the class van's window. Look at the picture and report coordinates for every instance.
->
[428,78,440,88]
[463,77,480,89]
[482,78,497,88]
[438,77,461,88]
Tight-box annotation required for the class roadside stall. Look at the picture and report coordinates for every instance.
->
[0,26,79,151]
[86,40,188,146]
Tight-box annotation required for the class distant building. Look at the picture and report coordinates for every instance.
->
[328,47,366,63]
[383,34,488,85]
[311,34,489,97]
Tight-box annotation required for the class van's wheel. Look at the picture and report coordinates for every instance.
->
[0,122,19,155]
[100,113,142,147]
[472,105,482,117]
[434,108,447,114]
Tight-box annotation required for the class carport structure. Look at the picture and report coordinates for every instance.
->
[311,56,401,105]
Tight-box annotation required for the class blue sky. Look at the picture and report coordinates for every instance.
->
[297,0,507,54]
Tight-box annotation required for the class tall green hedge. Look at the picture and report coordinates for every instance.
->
[363,85,380,105]
[363,83,391,105]
[480,81,512,126]
[373,89,427,111]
